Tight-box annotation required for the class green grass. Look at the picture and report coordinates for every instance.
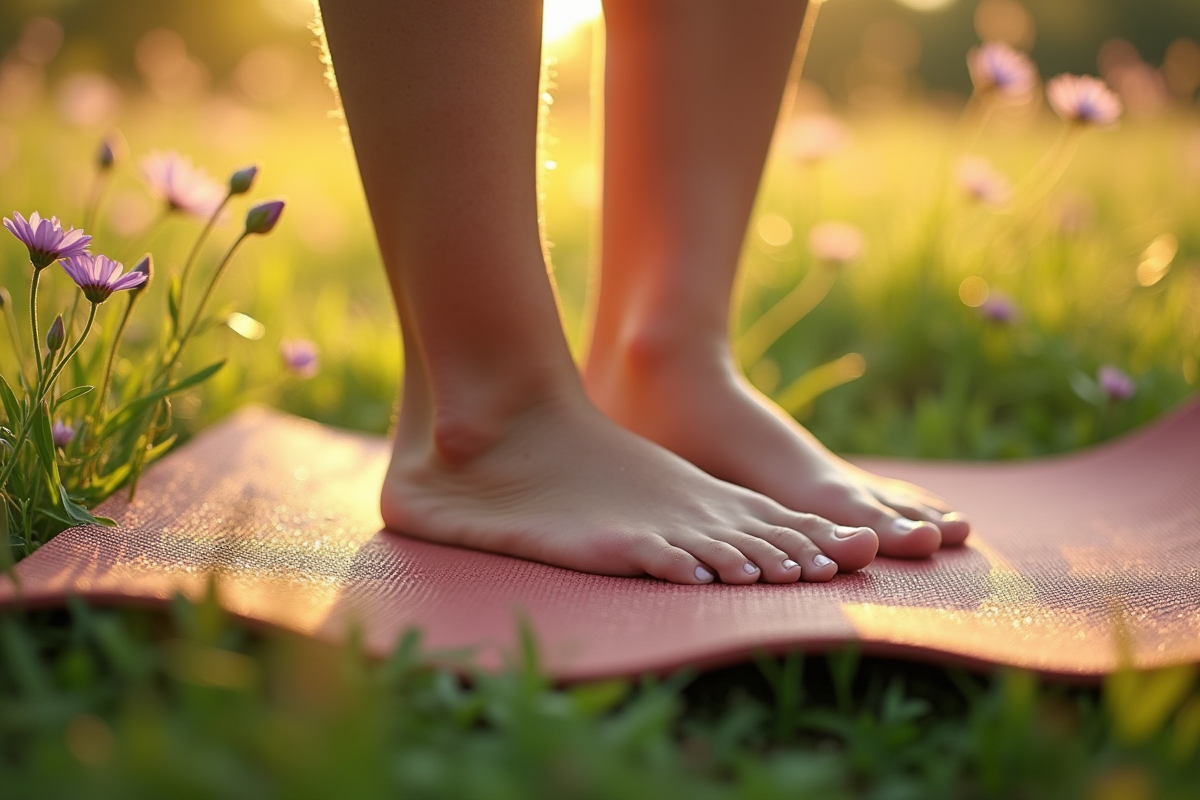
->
[2,595,1199,799]
[2,29,1199,796]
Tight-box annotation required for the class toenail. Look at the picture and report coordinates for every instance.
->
[892,518,923,533]
[743,562,759,574]
[835,525,867,538]
[942,512,966,524]
[783,559,799,570]
[695,565,714,582]
[813,555,835,568]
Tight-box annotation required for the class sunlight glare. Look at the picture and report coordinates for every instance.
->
[894,0,958,12]
[543,0,602,42]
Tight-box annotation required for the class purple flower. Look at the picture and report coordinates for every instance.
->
[52,420,75,448]
[956,156,1011,207]
[783,115,848,164]
[280,339,319,379]
[1098,365,1136,401]
[968,42,1037,98]
[140,150,226,218]
[808,221,864,266]
[979,291,1019,324]
[3,211,92,270]
[61,254,147,304]
[245,199,285,235]
[1047,75,1123,126]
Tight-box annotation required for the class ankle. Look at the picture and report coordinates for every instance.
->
[596,319,731,380]
[427,380,583,465]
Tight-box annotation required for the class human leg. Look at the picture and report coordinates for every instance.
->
[316,0,878,582]
[585,0,969,557]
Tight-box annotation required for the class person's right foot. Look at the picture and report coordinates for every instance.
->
[381,393,878,584]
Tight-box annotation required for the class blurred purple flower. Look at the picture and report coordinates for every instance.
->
[783,115,848,165]
[3,211,92,270]
[140,150,225,218]
[51,420,75,448]
[61,254,147,304]
[956,156,1011,207]
[281,339,319,379]
[1098,364,1136,401]
[968,42,1037,98]
[979,291,1019,324]
[1047,75,1123,126]
[808,221,864,266]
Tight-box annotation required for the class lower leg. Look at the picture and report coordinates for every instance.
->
[316,0,877,582]
[587,0,968,556]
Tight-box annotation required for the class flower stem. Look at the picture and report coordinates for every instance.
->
[737,264,839,366]
[92,294,137,422]
[40,304,97,403]
[173,193,231,338]
[158,232,246,382]
[0,304,96,491]
[29,268,43,381]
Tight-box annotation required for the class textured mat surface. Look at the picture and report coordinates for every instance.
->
[2,403,1198,680]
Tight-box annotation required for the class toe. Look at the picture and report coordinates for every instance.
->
[716,530,802,584]
[760,509,879,572]
[685,536,763,584]
[872,490,971,549]
[805,488,941,559]
[640,540,717,584]
[934,511,971,546]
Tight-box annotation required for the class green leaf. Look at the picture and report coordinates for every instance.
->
[58,485,101,527]
[0,502,12,574]
[30,401,61,486]
[168,274,182,326]
[53,385,94,409]
[0,374,21,428]
[98,361,225,438]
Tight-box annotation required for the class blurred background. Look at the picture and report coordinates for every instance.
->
[0,0,1197,458]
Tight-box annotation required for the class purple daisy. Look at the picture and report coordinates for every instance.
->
[52,420,76,448]
[1047,75,1123,126]
[968,42,1037,98]
[3,211,92,270]
[1098,365,1136,401]
[140,150,226,218]
[280,339,319,379]
[979,291,1020,324]
[61,254,148,304]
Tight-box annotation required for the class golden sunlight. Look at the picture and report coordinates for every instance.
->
[895,0,958,12]
[542,0,602,42]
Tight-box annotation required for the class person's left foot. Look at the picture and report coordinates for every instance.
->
[585,337,970,559]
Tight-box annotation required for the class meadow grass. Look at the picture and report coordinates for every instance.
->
[1,49,1199,796]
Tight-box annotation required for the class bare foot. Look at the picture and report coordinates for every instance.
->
[585,338,970,559]
[381,391,879,584]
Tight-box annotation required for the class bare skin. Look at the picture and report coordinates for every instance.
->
[317,0,878,584]
[585,0,970,558]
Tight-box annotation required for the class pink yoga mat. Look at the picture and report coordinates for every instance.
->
[2,402,1198,680]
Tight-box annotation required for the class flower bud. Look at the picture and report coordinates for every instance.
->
[46,314,65,352]
[229,165,259,195]
[244,199,285,236]
[98,138,116,170]
[130,254,153,294]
